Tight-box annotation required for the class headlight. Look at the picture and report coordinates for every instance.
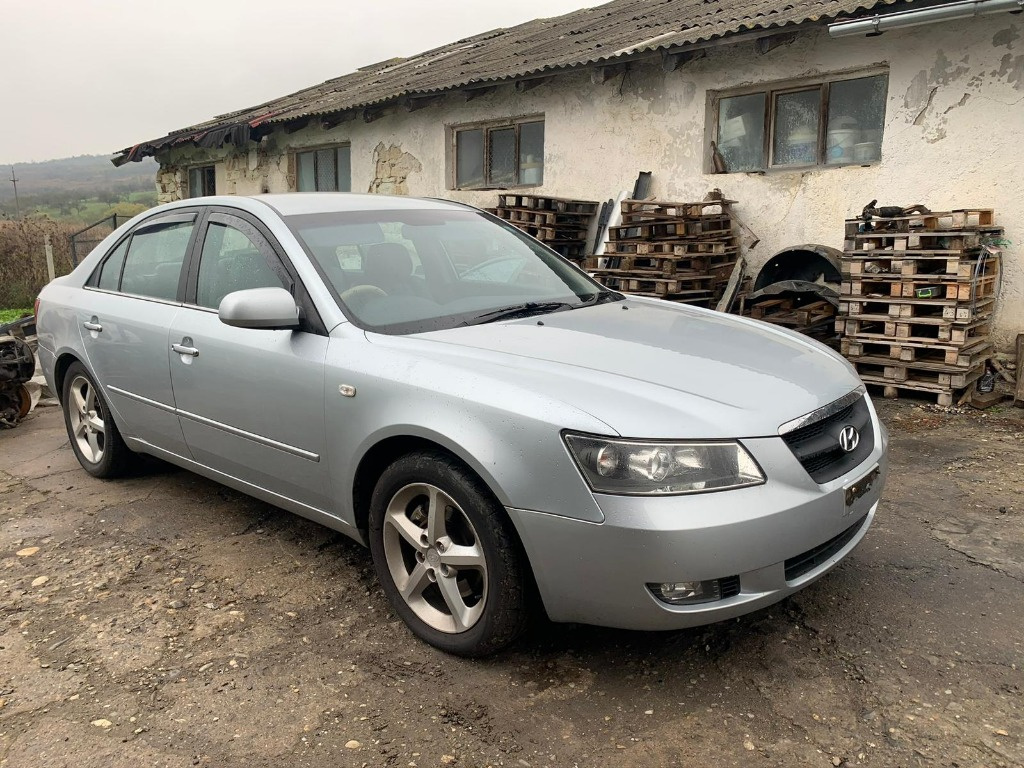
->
[563,434,765,496]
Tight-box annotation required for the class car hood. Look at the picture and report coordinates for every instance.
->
[373,299,862,439]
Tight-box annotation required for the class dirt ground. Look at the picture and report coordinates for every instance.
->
[1,399,1022,768]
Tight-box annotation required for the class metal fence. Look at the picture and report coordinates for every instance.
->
[70,214,131,266]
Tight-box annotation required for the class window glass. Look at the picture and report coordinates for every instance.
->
[519,121,544,185]
[196,222,287,309]
[455,129,484,188]
[188,166,215,197]
[297,152,316,191]
[119,220,194,301]
[296,146,351,191]
[773,89,820,166]
[717,93,765,172]
[488,128,516,186]
[827,75,887,165]
[97,239,129,291]
[286,209,605,334]
[337,146,352,192]
[315,148,337,190]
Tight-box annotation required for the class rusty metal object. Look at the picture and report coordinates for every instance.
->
[0,334,36,428]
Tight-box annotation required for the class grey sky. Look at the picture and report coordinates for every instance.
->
[0,0,606,165]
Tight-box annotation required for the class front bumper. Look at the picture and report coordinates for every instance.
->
[507,422,888,630]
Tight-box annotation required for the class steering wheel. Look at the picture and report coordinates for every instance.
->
[339,284,387,314]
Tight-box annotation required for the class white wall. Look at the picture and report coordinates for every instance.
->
[158,16,1024,345]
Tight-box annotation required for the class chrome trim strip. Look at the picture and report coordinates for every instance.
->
[106,385,177,414]
[177,408,320,462]
[778,385,867,436]
[83,286,183,307]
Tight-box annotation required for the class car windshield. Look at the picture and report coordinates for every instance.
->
[284,208,617,334]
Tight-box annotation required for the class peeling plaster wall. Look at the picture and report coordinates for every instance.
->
[156,17,1024,345]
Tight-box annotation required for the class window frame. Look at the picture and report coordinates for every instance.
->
[294,143,352,192]
[85,210,202,304]
[188,165,216,198]
[447,116,545,191]
[709,67,888,173]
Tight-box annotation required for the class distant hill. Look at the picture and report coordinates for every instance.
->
[0,154,158,203]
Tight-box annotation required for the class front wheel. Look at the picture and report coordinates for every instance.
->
[368,452,528,656]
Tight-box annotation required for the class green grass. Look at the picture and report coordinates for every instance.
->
[0,308,33,324]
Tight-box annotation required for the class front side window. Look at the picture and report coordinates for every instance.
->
[188,166,216,197]
[296,145,351,192]
[118,218,195,301]
[713,72,888,171]
[451,118,544,189]
[286,208,613,334]
[195,220,288,309]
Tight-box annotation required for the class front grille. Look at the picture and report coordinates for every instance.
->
[781,394,874,483]
[784,515,867,581]
[719,575,741,599]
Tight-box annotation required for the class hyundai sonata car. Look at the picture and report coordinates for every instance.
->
[35,193,887,656]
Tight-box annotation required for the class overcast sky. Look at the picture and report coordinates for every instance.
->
[0,0,607,166]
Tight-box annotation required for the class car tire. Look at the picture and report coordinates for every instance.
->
[368,452,528,657]
[61,361,135,479]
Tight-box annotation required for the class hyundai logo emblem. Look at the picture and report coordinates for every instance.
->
[839,425,860,452]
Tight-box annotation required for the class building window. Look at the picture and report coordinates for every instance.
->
[188,166,216,197]
[712,72,888,172]
[450,118,544,190]
[296,145,351,192]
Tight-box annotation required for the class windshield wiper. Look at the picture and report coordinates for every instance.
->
[466,301,575,325]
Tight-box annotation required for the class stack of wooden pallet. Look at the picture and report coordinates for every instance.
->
[837,208,1003,406]
[584,198,739,307]
[491,193,599,262]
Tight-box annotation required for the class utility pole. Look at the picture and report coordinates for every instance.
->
[9,166,20,217]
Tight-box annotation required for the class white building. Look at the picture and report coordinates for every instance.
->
[115,0,1024,345]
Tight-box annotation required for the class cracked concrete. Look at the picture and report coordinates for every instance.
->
[0,401,1021,767]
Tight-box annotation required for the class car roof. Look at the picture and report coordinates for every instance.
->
[153,192,473,218]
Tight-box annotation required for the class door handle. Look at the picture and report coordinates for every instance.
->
[83,321,103,332]
[171,343,199,358]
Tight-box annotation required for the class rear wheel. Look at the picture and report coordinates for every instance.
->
[368,452,528,656]
[61,362,135,478]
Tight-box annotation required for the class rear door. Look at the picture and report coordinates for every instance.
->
[167,210,331,512]
[79,211,200,456]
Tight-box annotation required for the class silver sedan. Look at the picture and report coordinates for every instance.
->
[36,194,887,656]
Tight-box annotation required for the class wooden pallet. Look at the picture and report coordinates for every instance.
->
[620,199,736,219]
[841,274,999,301]
[837,315,992,345]
[841,338,991,367]
[604,240,738,257]
[584,254,736,276]
[844,209,995,237]
[497,194,599,214]
[853,359,984,389]
[846,229,1001,252]
[865,381,958,407]
[597,273,714,295]
[842,251,1000,279]
[840,296,994,321]
[609,221,733,241]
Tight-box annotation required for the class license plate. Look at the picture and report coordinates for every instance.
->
[845,466,880,509]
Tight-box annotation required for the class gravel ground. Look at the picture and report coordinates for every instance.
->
[1,399,1022,768]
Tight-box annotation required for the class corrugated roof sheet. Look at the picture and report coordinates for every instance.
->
[115,0,908,164]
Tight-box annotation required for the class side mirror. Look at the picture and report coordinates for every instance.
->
[218,287,300,330]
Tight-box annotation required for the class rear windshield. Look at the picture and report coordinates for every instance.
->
[284,208,610,334]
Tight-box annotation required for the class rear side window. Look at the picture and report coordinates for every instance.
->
[119,220,195,301]
[97,240,129,291]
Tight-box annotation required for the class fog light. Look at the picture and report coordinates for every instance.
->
[650,579,723,605]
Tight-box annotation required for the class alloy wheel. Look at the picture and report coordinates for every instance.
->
[381,483,488,633]
[67,374,106,464]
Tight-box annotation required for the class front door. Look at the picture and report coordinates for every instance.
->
[167,211,331,512]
